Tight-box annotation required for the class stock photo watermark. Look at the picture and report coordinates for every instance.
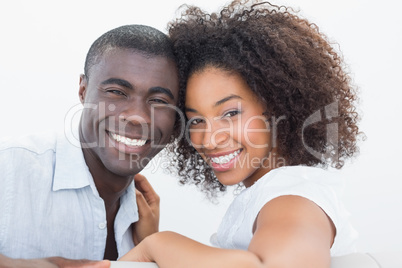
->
[64,100,340,172]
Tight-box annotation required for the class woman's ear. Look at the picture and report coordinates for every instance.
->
[78,74,87,104]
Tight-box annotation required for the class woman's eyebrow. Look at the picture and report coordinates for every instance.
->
[185,107,197,113]
[185,94,243,112]
[214,94,242,107]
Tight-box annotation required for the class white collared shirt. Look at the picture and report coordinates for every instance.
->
[0,127,138,260]
[210,166,358,256]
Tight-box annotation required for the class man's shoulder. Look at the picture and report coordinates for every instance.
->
[0,132,59,191]
[0,131,58,155]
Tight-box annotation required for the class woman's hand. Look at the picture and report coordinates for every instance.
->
[132,174,160,245]
[0,254,110,268]
[44,258,111,268]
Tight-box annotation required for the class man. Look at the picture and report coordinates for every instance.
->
[0,25,179,267]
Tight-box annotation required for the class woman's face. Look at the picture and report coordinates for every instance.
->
[185,67,276,187]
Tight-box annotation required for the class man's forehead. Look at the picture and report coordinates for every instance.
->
[88,48,179,97]
[97,48,176,70]
[88,47,174,75]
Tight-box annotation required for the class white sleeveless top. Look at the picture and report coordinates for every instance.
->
[210,166,357,256]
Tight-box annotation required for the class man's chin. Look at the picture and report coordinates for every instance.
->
[103,158,149,178]
[102,145,163,176]
[110,167,146,178]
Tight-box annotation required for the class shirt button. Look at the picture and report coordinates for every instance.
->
[98,222,106,230]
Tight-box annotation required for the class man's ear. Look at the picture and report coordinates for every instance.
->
[79,74,87,104]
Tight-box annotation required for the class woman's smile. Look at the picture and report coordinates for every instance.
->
[185,67,275,187]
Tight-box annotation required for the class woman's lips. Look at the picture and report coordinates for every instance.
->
[207,149,243,172]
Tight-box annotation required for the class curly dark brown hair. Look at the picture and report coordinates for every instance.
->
[166,0,361,196]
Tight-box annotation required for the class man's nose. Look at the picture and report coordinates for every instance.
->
[116,100,152,136]
[119,100,151,125]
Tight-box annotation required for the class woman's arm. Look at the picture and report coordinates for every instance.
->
[120,232,262,268]
[248,195,335,267]
[120,195,335,268]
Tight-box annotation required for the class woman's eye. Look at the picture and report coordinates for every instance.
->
[189,118,204,125]
[223,110,240,118]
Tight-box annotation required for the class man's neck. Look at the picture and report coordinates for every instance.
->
[92,171,133,207]
[81,150,134,207]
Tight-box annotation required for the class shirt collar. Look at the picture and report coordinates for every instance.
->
[119,182,139,222]
[116,181,139,245]
[53,123,92,191]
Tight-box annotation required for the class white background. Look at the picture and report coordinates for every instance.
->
[1,0,401,253]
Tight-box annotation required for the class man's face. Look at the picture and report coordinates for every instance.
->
[78,49,179,177]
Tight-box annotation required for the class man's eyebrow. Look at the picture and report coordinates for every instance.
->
[149,86,175,100]
[214,94,242,107]
[101,78,133,90]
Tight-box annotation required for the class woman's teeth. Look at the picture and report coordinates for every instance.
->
[110,133,146,147]
[210,149,241,164]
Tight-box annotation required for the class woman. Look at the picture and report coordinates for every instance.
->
[120,1,361,267]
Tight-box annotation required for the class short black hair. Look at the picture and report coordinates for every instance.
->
[84,24,175,76]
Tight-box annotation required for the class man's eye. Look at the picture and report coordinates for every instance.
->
[107,89,126,96]
[149,98,169,105]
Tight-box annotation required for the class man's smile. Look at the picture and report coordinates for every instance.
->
[109,131,147,147]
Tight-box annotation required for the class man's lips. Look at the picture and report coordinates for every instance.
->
[106,131,149,147]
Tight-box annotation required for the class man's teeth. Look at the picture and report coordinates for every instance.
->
[210,149,241,164]
[111,133,146,147]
